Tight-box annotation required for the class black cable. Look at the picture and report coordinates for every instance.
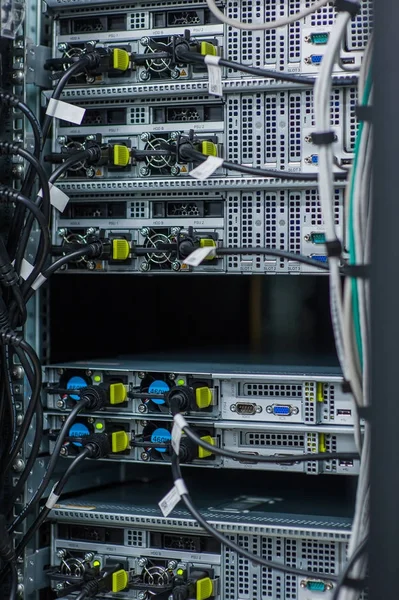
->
[8,398,91,533]
[179,146,347,181]
[1,339,42,478]
[48,149,100,184]
[174,47,316,85]
[170,452,338,580]
[14,448,90,557]
[332,538,368,600]
[0,188,50,298]
[75,591,88,600]
[134,243,330,271]
[178,420,359,464]
[42,56,100,147]
[7,559,17,600]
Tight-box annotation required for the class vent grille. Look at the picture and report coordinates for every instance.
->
[243,432,305,448]
[347,0,373,50]
[126,529,145,547]
[265,195,277,249]
[243,383,302,397]
[129,107,146,124]
[289,194,301,254]
[226,193,240,270]
[309,1,335,26]
[304,382,316,424]
[129,201,148,218]
[301,540,338,574]
[323,384,336,422]
[129,11,147,29]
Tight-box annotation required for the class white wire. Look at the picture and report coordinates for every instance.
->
[206,0,331,31]
[314,11,352,377]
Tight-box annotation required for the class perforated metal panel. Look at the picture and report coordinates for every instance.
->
[243,383,303,397]
[125,529,146,546]
[244,432,305,448]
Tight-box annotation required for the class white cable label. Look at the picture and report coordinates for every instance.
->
[204,54,222,97]
[183,246,216,267]
[158,485,182,517]
[19,258,34,280]
[189,156,223,181]
[171,413,189,454]
[45,483,60,509]
[31,273,48,291]
[46,98,86,125]
[39,183,70,212]
[174,478,188,496]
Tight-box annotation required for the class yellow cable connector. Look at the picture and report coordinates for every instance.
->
[319,433,326,453]
[198,436,215,459]
[112,48,130,72]
[111,431,130,453]
[113,144,130,167]
[200,42,217,56]
[195,386,212,409]
[196,577,214,600]
[112,569,129,592]
[112,239,130,261]
[199,239,216,259]
[109,382,127,405]
[316,382,324,402]
[201,141,218,156]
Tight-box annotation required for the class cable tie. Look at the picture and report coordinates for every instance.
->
[355,105,372,123]
[357,406,371,421]
[46,98,86,125]
[335,0,361,16]
[174,478,188,497]
[172,413,188,454]
[45,483,60,509]
[31,273,48,291]
[341,264,370,279]
[341,380,353,394]
[325,239,342,258]
[310,131,336,146]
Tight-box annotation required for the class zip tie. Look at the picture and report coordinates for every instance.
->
[45,483,60,509]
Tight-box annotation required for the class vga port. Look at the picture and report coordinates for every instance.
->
[272,405,292,416]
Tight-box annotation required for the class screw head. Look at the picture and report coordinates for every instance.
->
[13,459,25,472]
[171,227,180,236]
[12,164,24,177]
[230,404,236,412]
[140,227,150,237]
[171,68,180,79]
[86,227,96,235]
[86,166,96,178]
[12,366,23,379]
[140,132,151,142]
[170,165,180,176]
[55,582,64,591]
[58,228,67,237]
[138,592,147,600]
[256,405,263,413]
[138,372,146,379]
[84,552,94,561]
[138,557,147,567]
[171,261,181,272]
[266,406,273,414]
[12,70,24,82]
[292,407,299,415]
[57,43,68,52]
[86,74,96,84]
[16,414,24,426]
[304,234,310,241]
[139,69,151,81]
[86,134,96,142]
[56,399,66,409]
[140,37,150,46]
[57,368,64,375]
[169,131,179,141]
[59,446,68,456]
[56,549,67,559]
[57,136,67,145]
[167,560,178,570]
[87,261,96,271]
[169,373,176,381]
[140,451,150,461]
[139,166,150,176]
[138,404,148,414]
[87,417,95,424]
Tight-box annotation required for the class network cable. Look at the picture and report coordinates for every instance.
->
[170,451,338,579]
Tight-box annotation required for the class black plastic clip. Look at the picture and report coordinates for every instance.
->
[342,380,352,394]
[356,105,372,123]
[335,0,361,17]
[341,264,370,279]
[325,239,342,258]
[310,131,336,146]
[358,406,371,421]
